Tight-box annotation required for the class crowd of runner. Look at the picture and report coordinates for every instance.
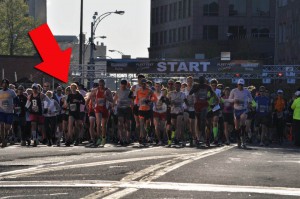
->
[0,75,300,148]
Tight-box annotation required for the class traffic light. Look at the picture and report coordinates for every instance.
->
[277,72,283,77]
[234,73,241,78]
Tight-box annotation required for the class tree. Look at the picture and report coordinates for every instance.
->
[0,0,39,56]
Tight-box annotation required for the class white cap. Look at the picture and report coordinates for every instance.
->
[295,91,300,96]
[277,89,283,93]
[237,79,245,85]
[31,83,38,88]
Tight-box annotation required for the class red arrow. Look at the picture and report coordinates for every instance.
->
[29,23,72,83]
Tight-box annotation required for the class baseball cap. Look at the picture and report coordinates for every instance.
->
[295,91,300,96]
[18,85,25,90]
[277,89,283,93]
[1,79,9,85]
[31,83,38,89]
[237,79,245,85]
[120,80,128,85]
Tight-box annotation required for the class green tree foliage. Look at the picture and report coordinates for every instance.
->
[0,0,39,56]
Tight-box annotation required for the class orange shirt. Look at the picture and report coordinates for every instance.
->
[136,88,157,111]
[274,97,285,112]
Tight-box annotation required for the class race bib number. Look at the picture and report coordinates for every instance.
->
[198,89,207,100]
[32,99,39,112]
[2,100,9,108]
[259,105,267,113]
[156,101,163,111]
[172,107,182,114]
[97,98,105,106]
[277,112,283,118]
[70,104,77,112]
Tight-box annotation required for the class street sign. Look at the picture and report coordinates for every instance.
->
[263,78,271,84]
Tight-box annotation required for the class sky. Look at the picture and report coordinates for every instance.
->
[47,0,150,59]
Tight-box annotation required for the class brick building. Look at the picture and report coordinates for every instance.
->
[149,0,276,64]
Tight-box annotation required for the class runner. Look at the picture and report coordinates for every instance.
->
[254,86,271,146]
[65,83,85,147]
[183,76,196,146]
[168,81,186,147]
[86,79,113,147]
[153,82,168,145]
[0,79,17,148]
[207,78,221,146]
[44,91,61,146]
[189,76,216,147]
[221,87,234,145]
[26,83,50,147]
[14,85,28,146]
[136,78,157,146]
[113,80,134,146]
[60,86,71,146]
[131,74,145,141]
[166,79,175,146]
[273,89,286,144]
[53,86,64,146]
[228,79,253,148]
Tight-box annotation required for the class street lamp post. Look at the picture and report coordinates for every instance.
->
[109,49,125,56]
[88,10,124,88]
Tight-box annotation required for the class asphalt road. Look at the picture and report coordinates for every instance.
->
[0,142,299,199]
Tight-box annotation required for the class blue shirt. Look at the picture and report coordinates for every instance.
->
[255,96,270,116]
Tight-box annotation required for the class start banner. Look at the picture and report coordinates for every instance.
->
[106,59,262,74]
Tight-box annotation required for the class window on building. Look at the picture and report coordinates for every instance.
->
[160,6,164,24]
[169,30,173,43]
[155,7,159,25]
[188,0,192,17]
[203,0,219,16]
[169,4,173,21]
[183,26,187,41]
[203,25,218,40]
[251,28,270,38]
[173,29,177,42]
[183,0,187,18]
[151,8,156,25]
[164,31,168,44]
[228,26,247,39]
[278,0,288,7]
[188,26,191,40]
[160,32,164,45]
[229,0,246,16]
[252,0,270,16]
[164,5,168,22]
[179,1,183,19]
[178,27,182,42]
[173,3,177,20]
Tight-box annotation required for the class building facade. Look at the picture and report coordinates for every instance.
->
[25,0,47,23]
[275,0,300,64]
[149,0,276,64]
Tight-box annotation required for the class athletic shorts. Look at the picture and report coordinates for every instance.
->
[56,114,63,123]
[206,110,220,119]
[234,109,247,120]
[186,111,195,119]
[118,107,133,119]
[153,112,167,121]
[139,110,151,120]
[171,113,183,120]
[89,111,95,118]
[29,114,45,124]
[69,112,81,120]
[62,113,69,121]
[133,105,139,116]
[95,108,109,119]
[0,112,14,125]
[255,115,270,127]
[223,112,234,124]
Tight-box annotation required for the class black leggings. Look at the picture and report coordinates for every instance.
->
[45,116,57,140]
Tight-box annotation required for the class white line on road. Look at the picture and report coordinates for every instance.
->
[0,193,68,199]
[1,180,299,197]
